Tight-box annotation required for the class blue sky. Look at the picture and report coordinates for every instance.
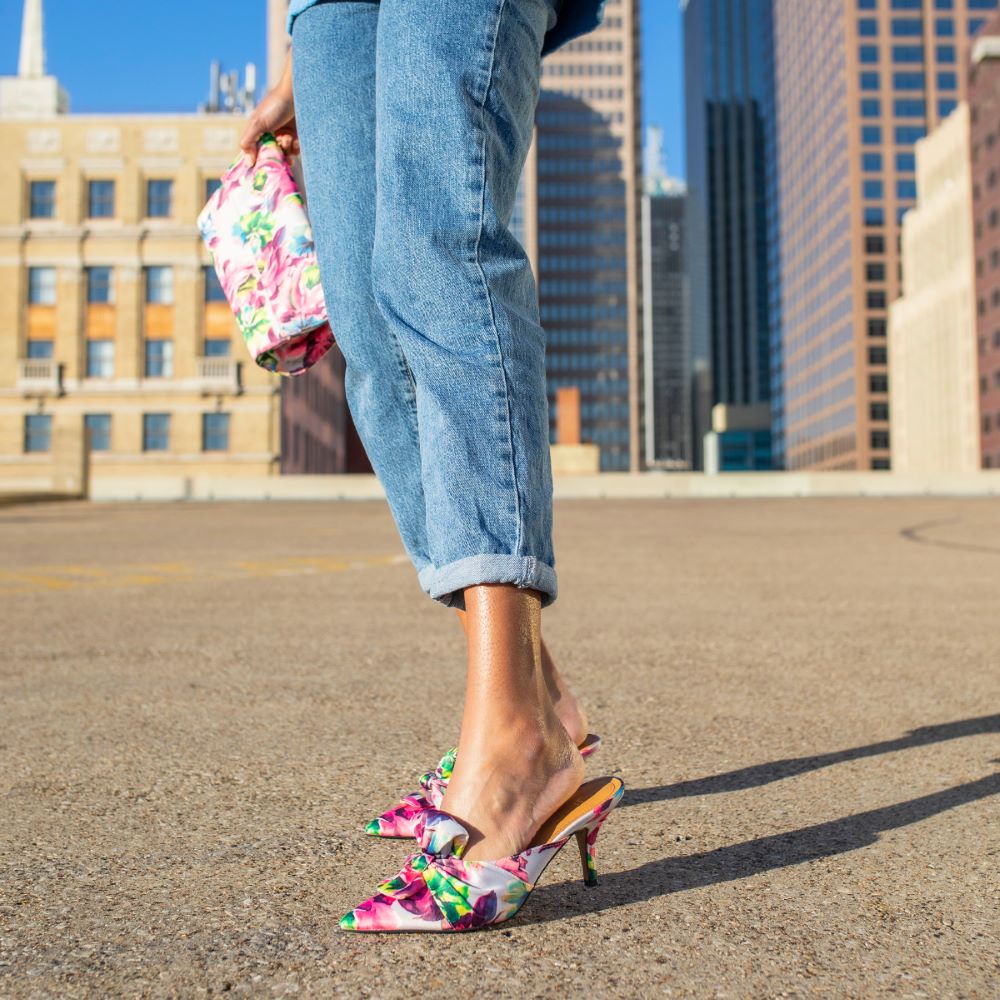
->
[0,0,685,179]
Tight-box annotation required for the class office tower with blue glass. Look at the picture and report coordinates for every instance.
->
[771,0,996,470]
[682,0,776,471]
[531,0,645,472]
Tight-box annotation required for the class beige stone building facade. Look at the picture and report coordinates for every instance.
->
[888,101,980,473]
[0,1,283,492]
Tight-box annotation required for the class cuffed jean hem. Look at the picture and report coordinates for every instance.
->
[423,554,558,611]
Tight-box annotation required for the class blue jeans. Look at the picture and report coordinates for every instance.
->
[291,0,560,610]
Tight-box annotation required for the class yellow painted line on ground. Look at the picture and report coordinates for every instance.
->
[0,552,410,596]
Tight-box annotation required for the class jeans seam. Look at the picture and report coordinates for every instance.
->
[473,0,523,561]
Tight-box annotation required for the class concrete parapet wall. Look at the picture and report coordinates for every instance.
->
[56,470,1000,503]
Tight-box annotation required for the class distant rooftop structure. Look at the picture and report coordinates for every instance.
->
[0,0,69,117]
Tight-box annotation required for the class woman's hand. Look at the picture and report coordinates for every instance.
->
[239,53,299,167]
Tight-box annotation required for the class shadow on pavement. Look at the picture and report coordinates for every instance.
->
[515,770,1000,926]
[621,714,1000,806]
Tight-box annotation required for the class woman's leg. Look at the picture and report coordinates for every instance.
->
[372,0,560,612]
[443,584,583,862]
[453,606,589,746]
[291,1,436,593]
[375,0,578,861]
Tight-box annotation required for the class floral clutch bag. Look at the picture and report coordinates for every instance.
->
[197,131,335,376]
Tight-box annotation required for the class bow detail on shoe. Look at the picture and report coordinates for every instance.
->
[356,811,533,931]
[416,747,457,808]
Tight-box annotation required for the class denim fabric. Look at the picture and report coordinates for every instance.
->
[290,0,562,610]
[286,0,608,57]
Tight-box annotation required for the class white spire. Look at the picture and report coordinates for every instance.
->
[0,0,68,118]
[18,0,45,79]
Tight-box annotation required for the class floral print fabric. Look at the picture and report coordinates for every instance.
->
[197,132,335,376]
[341,780,625,932]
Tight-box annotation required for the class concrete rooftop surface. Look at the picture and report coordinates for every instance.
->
[1,496,998,998]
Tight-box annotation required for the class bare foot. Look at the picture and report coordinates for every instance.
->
[439,714,585,863]
[542,637,590,747]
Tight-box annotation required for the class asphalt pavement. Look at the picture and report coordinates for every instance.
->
[2,496,998,998]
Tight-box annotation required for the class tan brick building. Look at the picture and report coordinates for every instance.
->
[0,1,283,491]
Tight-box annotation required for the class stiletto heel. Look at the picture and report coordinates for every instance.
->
[575,818,604,887]
[366,732,603,839]
[340,775,625,932]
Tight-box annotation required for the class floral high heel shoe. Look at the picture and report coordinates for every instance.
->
[365,733,602,840]
[341,775,625,932]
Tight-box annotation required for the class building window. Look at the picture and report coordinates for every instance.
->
[870,373,889,393]
[865,235,885,253]
[84,414,112,451]
[24,414,52,453]
[859,18,878,36]
[145,265,174,304]
[86,266,114,304]
[892,44,925,62]
[868,317,887,336]
[864,206,885,225]
[935,18,954,36]
[858,0,876,8]
[204,338,231,357]
[862,125,882,144]
[866,263,886,282]
[939,98,957,117]
[894,98,925,117]
[205,178,222,202]
[29,180,55,219]
[863,152,882,171]
[867,291,887,309]
[893,71,925,90]
[869,345,888,365]
[860,71,879,91]
[871,402,890,421]
[146,179,173,218]
[895,124,925,143]
[87,180,115,219]
[891,0,921,8]
[897,179,917,199]
[861,98,881,118]
[142,413,170,452]
[872,457,891,470]
[892,18,923,36]
[864,179,883,199]
[86,339,115,378]
[202,412,230,451]
[26,339,53,359]
[144,339,174,378]
[937,71,957,90]
[937,43,955,62]
[203,265,227,303]
[969,17,986,35]
[27,266,57,305]
[871,430,891,450]
[860,44,878,64]
[896,151,915,172]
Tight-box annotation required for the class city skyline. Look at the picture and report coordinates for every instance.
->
[0,0,685,178]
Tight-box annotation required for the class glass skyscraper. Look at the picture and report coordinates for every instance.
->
[683,0,776,469]
[772,0,997,470]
